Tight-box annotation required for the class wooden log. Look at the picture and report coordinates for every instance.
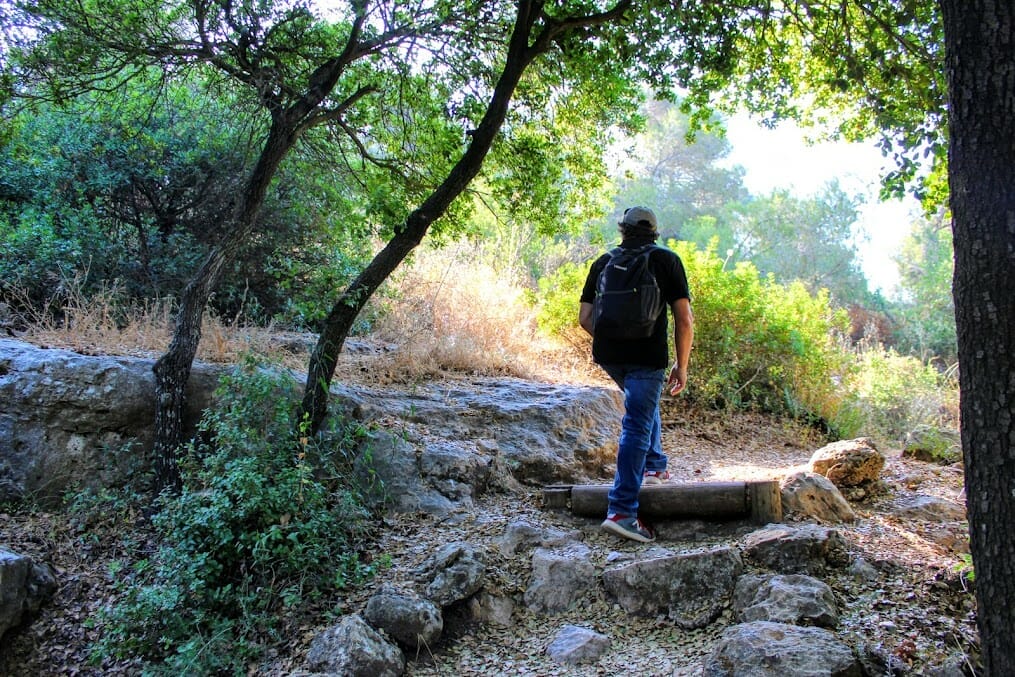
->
[747,479,783,524]
[568,482,749,519]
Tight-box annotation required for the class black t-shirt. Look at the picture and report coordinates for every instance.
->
[580,238,691,368]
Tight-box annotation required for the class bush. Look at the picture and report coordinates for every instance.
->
[90,358,377,674]
[672,240,852,430]
[839,344,959,445]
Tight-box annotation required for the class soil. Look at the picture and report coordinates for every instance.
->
[0,373,978,676]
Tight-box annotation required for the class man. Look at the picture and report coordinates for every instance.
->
[579,206,694,543]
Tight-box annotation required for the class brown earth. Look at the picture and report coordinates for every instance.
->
[0,380,977,676]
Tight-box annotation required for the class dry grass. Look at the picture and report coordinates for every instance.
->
[365,244,601,385]
[9,277,302,369]
[6,253,602,385]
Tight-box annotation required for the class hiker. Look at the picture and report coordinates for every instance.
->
[578,206,694,543]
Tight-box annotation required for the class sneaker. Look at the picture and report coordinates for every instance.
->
[601,514,655,543]
[643,470,673,485]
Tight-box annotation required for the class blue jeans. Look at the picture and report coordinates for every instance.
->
[602,364,668,517]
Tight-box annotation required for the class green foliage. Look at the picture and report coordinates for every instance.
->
[839,344,958,445]
[90,358,377,674]
[535,261,588,339]
[892,211,956,363]
[675,239,852,430]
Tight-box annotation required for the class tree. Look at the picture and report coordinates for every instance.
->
[940,1,1015,672]
[892,209,956,363]
[734,182,871,306]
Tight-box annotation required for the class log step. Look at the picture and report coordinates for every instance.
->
[542,480,782,524]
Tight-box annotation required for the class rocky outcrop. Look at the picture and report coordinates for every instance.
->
[0,339,223,503]
[0,339,621,512]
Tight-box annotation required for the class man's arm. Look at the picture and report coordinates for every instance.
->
[667,297,694,395]
[579,301,594,336]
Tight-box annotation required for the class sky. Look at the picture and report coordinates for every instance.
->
[722,113,921,295]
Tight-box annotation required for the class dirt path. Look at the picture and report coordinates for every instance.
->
[0,395,976,676]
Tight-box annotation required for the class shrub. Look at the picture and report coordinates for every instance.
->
[839,343,959,445]
[672,240,852,429]
[90,357,377,674]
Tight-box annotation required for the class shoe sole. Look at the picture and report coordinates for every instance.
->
[601,518,655,543]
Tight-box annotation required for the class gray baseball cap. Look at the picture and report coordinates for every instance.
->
[619,206,658,230]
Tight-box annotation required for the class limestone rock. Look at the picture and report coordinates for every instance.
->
[809,438,885,487]
[524,543,595,614]
[704,621,862,676]
[733,574,839,628]
[305,614,405,677]
[363,584,443,653]
[0,339,222,503]
[602,546,743,629]
[891,494,966,522]
[902,425,961,465]
[498,519,582,557]
[545,624,611,665]
[415,542,486,607]
[0,549,58,639]
[780,472,856,523]
[743,523,849,575]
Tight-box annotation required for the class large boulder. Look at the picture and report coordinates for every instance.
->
[0,339,223,503]
[733,574,839,628]
[0,549,58,640]
[414,542,486,608]
[743,524,850,575]
[363,584,443,653]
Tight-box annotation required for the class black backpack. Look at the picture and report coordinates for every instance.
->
[593,244,665,339]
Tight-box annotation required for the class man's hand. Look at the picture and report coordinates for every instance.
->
[667,364,687,396]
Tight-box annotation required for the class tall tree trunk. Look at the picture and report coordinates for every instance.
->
[940,0,1015,672]
[151,125,294,492]
[300,0,547,432]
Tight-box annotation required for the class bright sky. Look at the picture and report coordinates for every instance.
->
[723,113,920,294]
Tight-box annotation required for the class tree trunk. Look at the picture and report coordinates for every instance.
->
[300,1,546,432]
[940,1,1015,672]
[151,125,295,492]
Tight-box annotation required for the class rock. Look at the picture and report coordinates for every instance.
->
[415,542,486,607]
[891,494,966,522]
[602,546,743,629]
[332,377,623,484]
[466,590,514,626]
[545,624,611,665]
[743,523,849,574]
[363,584,443,653]
[733,574,839,628]
[780,472,856,523]
[0,549,58,639]
[809,438,885,489]
[902,425,961,465]
[524,543,596,614]
[0,339,223,503]
[704,621,862,676]
[498,519,582,557]
[305,614,405,677]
